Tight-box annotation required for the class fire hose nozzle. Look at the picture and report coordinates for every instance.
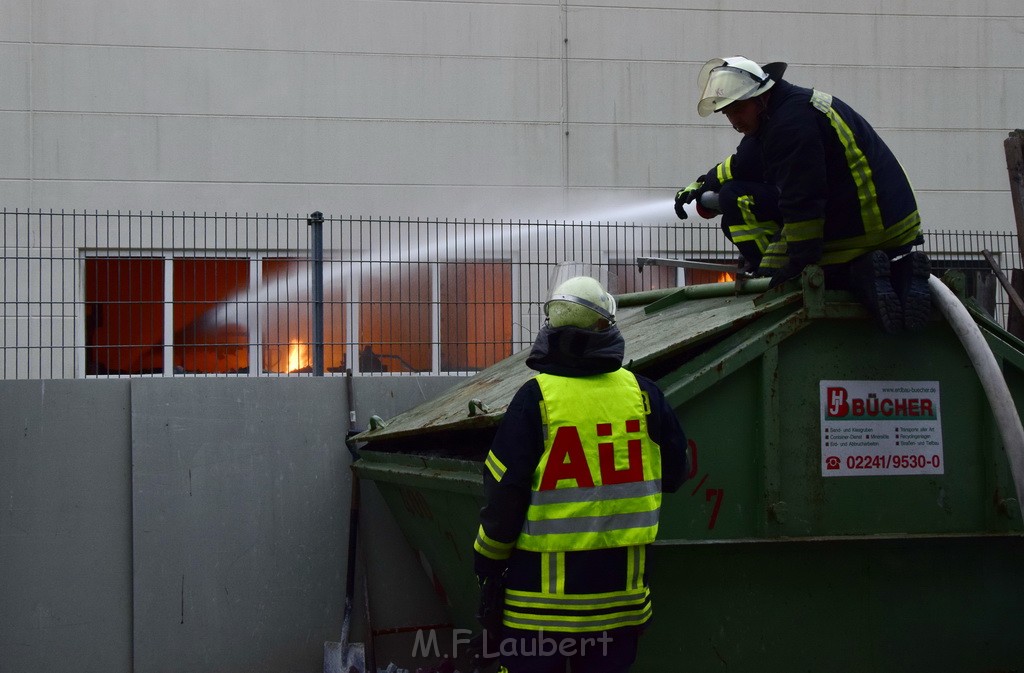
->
[696,191,720,219]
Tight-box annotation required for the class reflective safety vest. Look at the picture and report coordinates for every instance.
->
[517,369,663,552]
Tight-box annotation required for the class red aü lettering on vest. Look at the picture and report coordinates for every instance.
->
[539,421,644,490]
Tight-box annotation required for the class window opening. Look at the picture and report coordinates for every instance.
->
[440,261,513,372]
[85,257,164,376]
[173,258,250,374]
[359,262,432,373]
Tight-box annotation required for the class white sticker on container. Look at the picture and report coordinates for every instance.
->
[820,380,943,477]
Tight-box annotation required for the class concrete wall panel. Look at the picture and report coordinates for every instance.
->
[31,0,563,56]
[568,7,1024,67]
[914,191,1016,234]
[11,181,576,221]
[0,376,466,672]
[130,378,350,673]
[0,44,30,111]
[0,182,30,207]
[0,380,133,672]
[0,0,31,41]
[568,122,697,189]
[883,130,1010,192]
[0,113,31,179]
[569,0,1022,14]
[32,46,563,122]
[30,114,564,186]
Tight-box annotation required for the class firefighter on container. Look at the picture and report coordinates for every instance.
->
[674,56,932,334]
[473,276,689,673]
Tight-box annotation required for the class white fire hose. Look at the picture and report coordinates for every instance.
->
[929,275,1024,521]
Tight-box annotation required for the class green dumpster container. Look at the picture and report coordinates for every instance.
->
[353,270,1024,672]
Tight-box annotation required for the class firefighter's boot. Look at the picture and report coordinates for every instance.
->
[891,251,932,332]
[848,250,903,334]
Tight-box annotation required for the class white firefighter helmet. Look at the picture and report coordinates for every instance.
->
[697,56,779,117]
[544,276,616,330]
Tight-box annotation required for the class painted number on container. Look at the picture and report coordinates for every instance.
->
[705,488,723,530]
[687,439,724,530]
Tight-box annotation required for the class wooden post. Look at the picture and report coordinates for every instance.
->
[983,249,1024,340]
[1006,130,1024,262]
[1011,269,1024,340]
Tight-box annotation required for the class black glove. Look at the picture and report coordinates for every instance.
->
[736,256,758,277]
[476,571,506,638]
[768,261,804,288]
[674,176,706,219]
[468,632,500,668]
[768,239,823,288]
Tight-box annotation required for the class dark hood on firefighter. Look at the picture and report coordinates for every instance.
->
[525,323,625,377]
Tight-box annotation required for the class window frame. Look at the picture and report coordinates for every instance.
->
[80,250,517,377]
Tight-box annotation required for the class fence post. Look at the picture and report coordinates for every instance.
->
[307,211,325,376]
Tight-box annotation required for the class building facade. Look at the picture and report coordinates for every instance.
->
[2,0,1021,223]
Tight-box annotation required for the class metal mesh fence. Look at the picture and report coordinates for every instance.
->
[1,209,1019,379]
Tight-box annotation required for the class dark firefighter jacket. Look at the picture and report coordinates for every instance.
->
[702,79,922,272]
[473,323,688,632]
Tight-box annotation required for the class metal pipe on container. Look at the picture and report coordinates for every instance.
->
[617,277,772,308]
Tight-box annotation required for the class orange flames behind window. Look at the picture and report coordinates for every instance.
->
[285,339,311,373]
[687,268,737,285]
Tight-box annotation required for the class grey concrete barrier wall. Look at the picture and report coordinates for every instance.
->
[0,376,463,673]
[0,380,134,672]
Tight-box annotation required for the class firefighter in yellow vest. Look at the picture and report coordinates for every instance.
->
[473,276,689,673]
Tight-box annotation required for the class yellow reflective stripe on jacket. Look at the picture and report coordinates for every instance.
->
[529,479,661,506]
[716,156,734,183]
[518,369,663,552]
[784,217,825,243]
[484,450,507,482]
[760,238,789,270]
[524,509,661,538]
[761,208,921,269]
[729,195,780,253]
[503,601,652,632]
[809,90,884,233]
[505,586,649,612]
[818,209,922,265]
[540,552,566,594]
[625,545,646,590]
[474,525,515,560]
